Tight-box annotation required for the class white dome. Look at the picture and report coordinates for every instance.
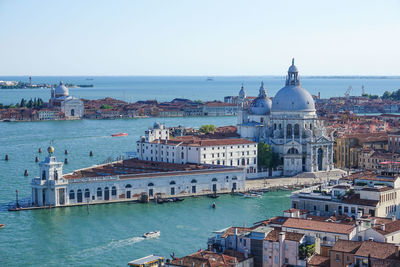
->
[55,81,69,97]
[272,85,315,112]
[250,81,272,115]
[271,59,315,112]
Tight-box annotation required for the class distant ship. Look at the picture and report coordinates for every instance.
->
[206,77,214,81]
[111,132,128,137]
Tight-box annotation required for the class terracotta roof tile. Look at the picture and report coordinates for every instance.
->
[282,218,356,235]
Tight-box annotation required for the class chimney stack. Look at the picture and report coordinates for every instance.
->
[392,215,396,222]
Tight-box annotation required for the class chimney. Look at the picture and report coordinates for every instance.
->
[234,228,238,236]
[393,215,396,222]
[382,224,386,231]
[396,244,400,258]
[279,232,285,244]
[357,210,363,219]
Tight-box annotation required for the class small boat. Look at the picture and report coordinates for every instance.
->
[212,202,216,209]
[143,231,160,238]
[172,197,184,202]
[0,224,4,228]
[243,193,262,198]
[207,193,219,199]
[112,132,128,137]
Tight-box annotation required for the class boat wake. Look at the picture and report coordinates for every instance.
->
[75,236,145,258]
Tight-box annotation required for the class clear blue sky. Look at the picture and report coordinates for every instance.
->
[1,0,399,76]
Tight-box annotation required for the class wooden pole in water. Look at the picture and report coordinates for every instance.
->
[90,151,93,157]
[16,190,19,208]
[5,155,8,161]
[65,149,68,155]
[24,170,29,176]
[87,200,90,215]
[39,148,42,153]
[35,156,39,163]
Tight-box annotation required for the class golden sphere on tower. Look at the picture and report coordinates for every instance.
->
[47,146,55,154]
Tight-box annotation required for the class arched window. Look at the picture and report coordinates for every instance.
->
[111,186,117,196]
[84,189,90,198]
[274,123,277,130]
[97,187,102,197]
[54,171,58,180]
[191,179,197,183]
[71,109,75,116]
[288,148,299,154]
[294,124,300,137]
[42,170,46,180]
[232,176,238,180]
[69,190,75,200]
[170,181,176,185]
[212,178,218,182]
[287,124,292,136]
[125,184,132,188]
[148,182,154,187]
[217,160,220,165]
[310,123,312,130]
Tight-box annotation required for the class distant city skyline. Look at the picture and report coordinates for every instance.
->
[0,0,399,76]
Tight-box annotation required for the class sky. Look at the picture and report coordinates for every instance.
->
[0,0,400,76]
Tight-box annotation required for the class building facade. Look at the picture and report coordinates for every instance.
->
[50,81,84,119]
[31,147,245,208]
[136,123,258,175]
[237,60,334,176]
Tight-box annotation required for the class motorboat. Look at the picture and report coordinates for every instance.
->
[143,231,160,238]
[111,132,128,137]
[212,202,216,209]
[243,193,262,198]
[0,224,4,228]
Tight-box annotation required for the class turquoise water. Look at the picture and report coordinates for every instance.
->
[1,76,400,105]
[0,117,291,266]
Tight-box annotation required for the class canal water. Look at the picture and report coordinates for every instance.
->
[0,117,290,266]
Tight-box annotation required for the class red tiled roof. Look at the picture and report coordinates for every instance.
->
[282,218,356,235]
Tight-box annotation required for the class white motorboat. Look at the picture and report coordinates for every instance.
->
[143,231,160,239]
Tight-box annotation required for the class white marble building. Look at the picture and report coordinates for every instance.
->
[31,147,245,207]
[237,59,334,176]
[137,123,258,174]
[50,81,84,119]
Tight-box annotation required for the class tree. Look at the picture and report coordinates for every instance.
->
[27,99,33,108]
[100,104,113,109]
[257,143,281,170]
[20,98,26,107]
[199,124,216,134]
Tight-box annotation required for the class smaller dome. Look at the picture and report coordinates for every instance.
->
[153,122,161,129]
[239,84,246,99]
[47,146,55,154]
[55,81,69,97]
[288,58,298,73]
[250,97,272,115]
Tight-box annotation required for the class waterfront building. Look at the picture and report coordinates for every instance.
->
[136,123,258,175]
[237,59,334,176]
[49,81,84,119]
[290,172,400,219]
[31,147,245,208]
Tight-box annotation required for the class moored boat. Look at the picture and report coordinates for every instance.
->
[143,230,160,238]
[0,224,4,228]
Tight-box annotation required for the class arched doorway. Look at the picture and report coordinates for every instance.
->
[77,189,83,203]
[104,187,110,200]
[71,109,75,116]
[125,184,132,199]
[317,148,323,171]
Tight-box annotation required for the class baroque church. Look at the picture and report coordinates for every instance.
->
[50,81,84,119]
[237,59,334,176]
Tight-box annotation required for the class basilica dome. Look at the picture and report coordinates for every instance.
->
[250,82,272,115]
[55,81,69,97]
[272,59,315,112]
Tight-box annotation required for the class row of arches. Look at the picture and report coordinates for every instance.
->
[273,123,314,137]
[68,177,238,203]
